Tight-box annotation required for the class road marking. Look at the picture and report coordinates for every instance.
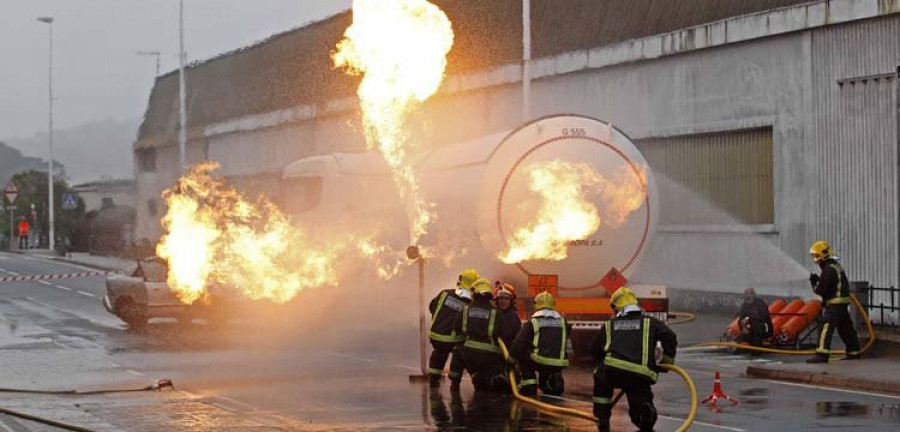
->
[0,270,20,276]
[322,350,375,363]
[54,284,72,291]
[126,369,145,376]
[76,291,96,298]
[758,379,900,400]
[658,415,746,432]
[37,280,52,286]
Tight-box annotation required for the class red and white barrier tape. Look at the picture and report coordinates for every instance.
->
[0,271,119,284]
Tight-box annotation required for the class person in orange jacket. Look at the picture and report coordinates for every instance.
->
[17,217,30,249]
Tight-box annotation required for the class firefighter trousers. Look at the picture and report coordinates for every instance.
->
[593,366,657,432]
[459,347,508,392]
[817,304,860,357]
[429,340,464,384]
[519,356,565,396]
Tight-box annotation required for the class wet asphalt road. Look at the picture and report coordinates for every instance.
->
[0,251,899,431]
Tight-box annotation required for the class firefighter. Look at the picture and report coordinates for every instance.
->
[494,282,522,346]
[591,287,678,432]
[807,240,861,363]
[509,291,570,396]
[737,287,773,349]
[428,269,478,388]
[459,278,509,392]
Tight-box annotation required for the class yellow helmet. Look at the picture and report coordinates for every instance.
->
[809,240,834,263]
[534,291,556,310]
[610,287,638,311]
[472,278,493,295]
[457,269,480,290]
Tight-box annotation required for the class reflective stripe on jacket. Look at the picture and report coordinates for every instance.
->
[429,289,467,343]
[462,298,502,354]
[529,312,569,367]
[592,311,678,384]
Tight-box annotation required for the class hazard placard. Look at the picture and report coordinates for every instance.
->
[3,181,18,205]
[600,267,628,294]
[528,274,558,298]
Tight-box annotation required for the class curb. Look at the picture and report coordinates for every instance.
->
[745,365,900,396]
[50,256,128,273]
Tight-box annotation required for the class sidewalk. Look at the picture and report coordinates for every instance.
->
[12,249,136,273]
[746,344,900,395]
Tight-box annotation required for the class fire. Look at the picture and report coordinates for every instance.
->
[333,0,454,244]
[156,163,348,304]
[498,161,647,264]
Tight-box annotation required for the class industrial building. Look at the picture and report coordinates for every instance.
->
[135,0,900,321]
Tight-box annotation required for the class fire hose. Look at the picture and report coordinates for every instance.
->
[497,340,698,431]
[0,379,173,432]
[692,294,876,356]
[667,312,697,326]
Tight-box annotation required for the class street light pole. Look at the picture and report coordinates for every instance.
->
[136,50,161,77]
[522,0,531,122]
[37,16,55,252]
[178,0,187,173]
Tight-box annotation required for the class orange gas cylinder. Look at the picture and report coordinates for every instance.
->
[724,299,787,338]
[770,299,805,336]
[778,299,822,344]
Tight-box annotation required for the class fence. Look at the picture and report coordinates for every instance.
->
[857,283,900,329]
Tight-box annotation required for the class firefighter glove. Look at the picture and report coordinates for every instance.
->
[809,273,819,287]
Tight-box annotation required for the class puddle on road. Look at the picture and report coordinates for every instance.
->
[816,402,900,422]
[738,387,769,407]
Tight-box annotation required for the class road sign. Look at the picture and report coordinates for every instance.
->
[3,181,18,205]
[62,193,79,211]
[4,206,16,211]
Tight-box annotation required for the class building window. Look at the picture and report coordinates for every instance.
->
[635,128,774,225]
[136,148,157,172]
[147,199,159,217]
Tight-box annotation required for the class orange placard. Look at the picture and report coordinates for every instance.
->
[528,274,558,298]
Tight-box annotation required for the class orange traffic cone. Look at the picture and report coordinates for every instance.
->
[701,371,738,406]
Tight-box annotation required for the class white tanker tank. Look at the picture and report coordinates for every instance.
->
[282,115,662,351]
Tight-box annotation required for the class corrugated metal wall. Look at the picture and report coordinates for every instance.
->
[637,129,774,225]
[810,16,900,323]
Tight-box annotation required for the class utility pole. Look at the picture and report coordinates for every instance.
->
[37,16,55,251]
[136,50,161,77]
[522,0,531,122]
[178,0,187,173]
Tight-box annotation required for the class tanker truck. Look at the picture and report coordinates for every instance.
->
[280,115,664,356]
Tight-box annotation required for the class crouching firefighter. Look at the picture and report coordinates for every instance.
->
[459,278,515,392]
[807,240,861,363]
[509,291,570,396]
[592,287,678,432]
[428,269,478,388]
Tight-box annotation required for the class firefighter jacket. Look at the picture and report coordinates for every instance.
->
[738,297,774,337]
[590,308,678,383]
[814,259,851,306]
[462,295,503,354]
[429,288,470,343]
[498,306,522,348]
[512,309,571,367]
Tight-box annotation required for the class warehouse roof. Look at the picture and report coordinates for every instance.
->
[138,0,812,143]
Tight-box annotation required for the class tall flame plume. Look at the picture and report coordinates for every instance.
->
[499,161,647,264]
[333,0,454,244]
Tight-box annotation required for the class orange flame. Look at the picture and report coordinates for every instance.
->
[157,163,350,304]
[498,161,647,264]
[333,0,454,244]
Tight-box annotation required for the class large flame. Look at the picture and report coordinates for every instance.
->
[498,161,647,264]
[157,163,350,304]
[333,0,454,244]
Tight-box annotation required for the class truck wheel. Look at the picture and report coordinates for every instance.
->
[117,299,148,329]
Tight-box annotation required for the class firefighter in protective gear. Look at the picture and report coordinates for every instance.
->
[428,269,478,388]
[509,291,571,396]
[458,279,512,392]
[807,240,861,363]
[494,282,522,347]
[591,287,678,432]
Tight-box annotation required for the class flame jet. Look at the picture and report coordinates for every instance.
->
[332,0,454,245]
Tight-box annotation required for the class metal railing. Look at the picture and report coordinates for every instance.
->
[857,283,900,328]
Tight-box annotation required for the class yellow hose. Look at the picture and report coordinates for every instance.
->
[497,340,698,431]
[693,294,876,356]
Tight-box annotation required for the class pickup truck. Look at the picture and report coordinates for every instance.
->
[103,257,233,328]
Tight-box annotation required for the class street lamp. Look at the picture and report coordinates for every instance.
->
[178,0,187,173]
[36,16,55,252]
[136,50,161,77]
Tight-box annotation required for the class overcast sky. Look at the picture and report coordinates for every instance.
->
[0,0,352,140]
